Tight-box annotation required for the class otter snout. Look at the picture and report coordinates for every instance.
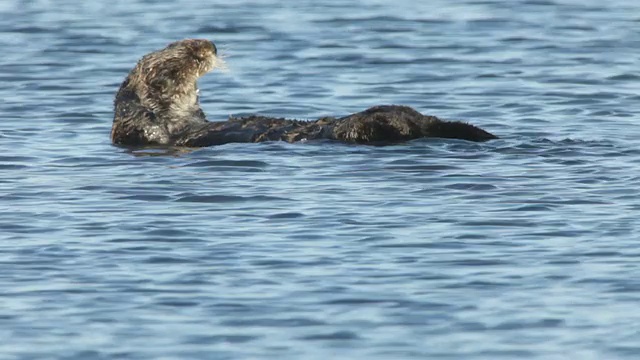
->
[210,41,217,55]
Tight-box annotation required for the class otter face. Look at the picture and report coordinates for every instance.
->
[164,39,225,76]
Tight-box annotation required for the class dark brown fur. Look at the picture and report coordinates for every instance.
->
[111,39,497,147]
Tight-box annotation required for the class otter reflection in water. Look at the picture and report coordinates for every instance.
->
[111,39,497,147]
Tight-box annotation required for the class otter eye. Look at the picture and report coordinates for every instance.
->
[210,41,217,55]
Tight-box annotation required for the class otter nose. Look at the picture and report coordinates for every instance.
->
[210,41,217,55]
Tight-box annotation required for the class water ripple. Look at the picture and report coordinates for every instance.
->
[2,0,640,359]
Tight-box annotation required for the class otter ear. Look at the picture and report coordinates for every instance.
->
[165,41,183,50]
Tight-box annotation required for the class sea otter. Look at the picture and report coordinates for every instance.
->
[111,39,497,147]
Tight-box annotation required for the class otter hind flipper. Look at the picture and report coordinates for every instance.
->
[421,120,498,142]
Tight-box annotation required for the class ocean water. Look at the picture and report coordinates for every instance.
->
[2,0,640,359]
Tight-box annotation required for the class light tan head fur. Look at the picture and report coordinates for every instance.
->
[126,39,225,117]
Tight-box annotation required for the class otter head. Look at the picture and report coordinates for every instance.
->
[162,39,224,77]
[127,39,225,118]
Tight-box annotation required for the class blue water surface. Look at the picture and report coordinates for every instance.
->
[2,0,640,359]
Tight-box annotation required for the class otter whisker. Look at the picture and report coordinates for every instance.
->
[211,54,228,73]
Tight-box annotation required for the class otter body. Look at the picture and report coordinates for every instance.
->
[111,39,497,147]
